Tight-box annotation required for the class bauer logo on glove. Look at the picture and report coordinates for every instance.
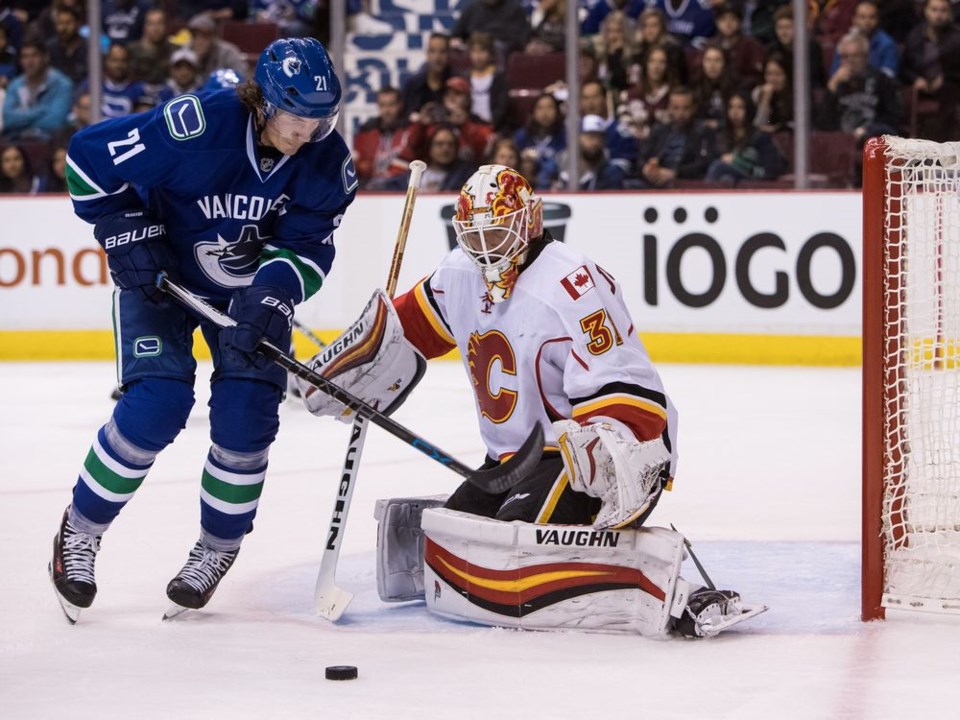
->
[300,289,426,420]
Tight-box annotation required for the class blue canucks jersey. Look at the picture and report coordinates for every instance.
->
[65,89,358,305]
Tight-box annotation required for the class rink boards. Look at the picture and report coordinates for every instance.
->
[0,190,862,365]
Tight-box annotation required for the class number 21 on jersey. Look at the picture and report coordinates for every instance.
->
[107,128,145,166]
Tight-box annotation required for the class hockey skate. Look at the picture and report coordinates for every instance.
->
[674,589,767,638]
[48,507,102,624]
[163,540,239,619]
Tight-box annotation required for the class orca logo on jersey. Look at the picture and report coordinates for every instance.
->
[194,225,268,288]
[467,330,518,424]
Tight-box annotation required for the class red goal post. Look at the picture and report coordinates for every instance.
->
[862,136,960,621]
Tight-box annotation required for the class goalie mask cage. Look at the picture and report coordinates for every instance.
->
[863,136,960,621]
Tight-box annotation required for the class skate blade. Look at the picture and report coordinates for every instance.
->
[53,593,83,624]
[48,563,83,624]
[701,603,769,637]
[162,603,193,621]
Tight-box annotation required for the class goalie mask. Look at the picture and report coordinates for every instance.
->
[452,165,543,304]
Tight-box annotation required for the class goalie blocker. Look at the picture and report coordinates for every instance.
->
[374,497,767,638]
[300,289,426,419]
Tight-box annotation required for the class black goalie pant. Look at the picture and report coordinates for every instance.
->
[444,453,601,524]
[445,452,663,526]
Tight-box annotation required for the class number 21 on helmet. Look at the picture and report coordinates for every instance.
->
[254,37,341,143]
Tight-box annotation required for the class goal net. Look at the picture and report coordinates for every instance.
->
[863,136,960,620]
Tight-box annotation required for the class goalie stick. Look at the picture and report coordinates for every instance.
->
[315,159,424,621]
[157,274,544,494]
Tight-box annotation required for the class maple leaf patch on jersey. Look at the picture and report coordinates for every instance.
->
[561,265,596,300]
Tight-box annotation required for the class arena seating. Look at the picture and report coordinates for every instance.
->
[222,21,279,65]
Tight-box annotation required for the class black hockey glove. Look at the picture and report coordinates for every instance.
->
[94,209,177,303]
[220,285,295,370]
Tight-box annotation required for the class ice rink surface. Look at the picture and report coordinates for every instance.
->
[3,360,960,720]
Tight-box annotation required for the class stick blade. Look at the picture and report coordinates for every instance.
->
[315,585,354,622]
[469,421,545,494]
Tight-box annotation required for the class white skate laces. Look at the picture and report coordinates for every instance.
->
[175,542,238,593]
[61,520,101,585]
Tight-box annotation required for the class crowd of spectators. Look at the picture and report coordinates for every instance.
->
[1,0,958,194]
[354,0,960,191]
[0,0,263,193]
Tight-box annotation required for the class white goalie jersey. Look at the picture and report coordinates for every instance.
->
[393,240,678,482]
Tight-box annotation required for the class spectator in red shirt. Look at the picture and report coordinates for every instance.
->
[378,124,473,192]
[420,76,495,165]
[354,86,422,190]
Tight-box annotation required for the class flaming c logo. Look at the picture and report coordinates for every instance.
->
[467,330,518,424]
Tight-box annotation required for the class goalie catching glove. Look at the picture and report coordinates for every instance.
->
[299,289,426,419]
[554,420,669,530]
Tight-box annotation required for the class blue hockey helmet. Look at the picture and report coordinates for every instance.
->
[203,67,244,91]
[255,37,340,142]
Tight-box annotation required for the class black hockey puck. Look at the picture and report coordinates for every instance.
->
[325,665,358,681]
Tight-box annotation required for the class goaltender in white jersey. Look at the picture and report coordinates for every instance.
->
[303,165,765,637]
[401,237,679,483]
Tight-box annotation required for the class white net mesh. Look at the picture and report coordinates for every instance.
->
[881,137,960,611]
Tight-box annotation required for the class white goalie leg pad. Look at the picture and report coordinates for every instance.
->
[553,420,669,530]
[421,508,687,638]
[299,289,426,420]
[373,495,449,602]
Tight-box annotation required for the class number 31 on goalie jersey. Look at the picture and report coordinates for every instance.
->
[579,309,624,356]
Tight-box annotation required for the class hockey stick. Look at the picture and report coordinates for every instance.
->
[157,274,544,494]
[670,524,716,590]
[315,160,425,620]
[293,318,327,349]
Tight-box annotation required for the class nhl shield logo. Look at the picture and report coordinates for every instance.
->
[260,157,275,173]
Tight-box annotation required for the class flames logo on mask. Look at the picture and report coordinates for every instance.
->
[456,167,531,228]
[455,165,544,306]
[488,261,520,301]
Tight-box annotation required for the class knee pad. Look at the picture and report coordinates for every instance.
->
[113,378,195,452]
[374,495,449,602]
[209,378,282,452]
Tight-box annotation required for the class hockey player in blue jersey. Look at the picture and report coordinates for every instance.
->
[48,37,358,622]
